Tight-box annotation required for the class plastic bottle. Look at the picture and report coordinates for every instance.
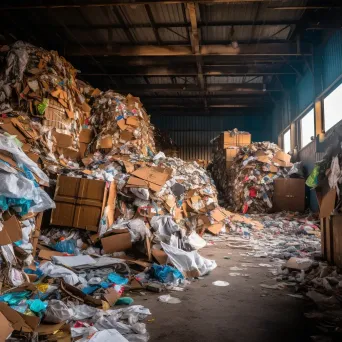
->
[53,238,76,254]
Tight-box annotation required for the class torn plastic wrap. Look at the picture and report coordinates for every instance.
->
[161,241,217,277]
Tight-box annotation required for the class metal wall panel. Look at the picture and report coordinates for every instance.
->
[152,114,272,162]
[322,31,342,90]
[297,70,314,114]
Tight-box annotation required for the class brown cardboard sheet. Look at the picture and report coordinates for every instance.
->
[151,249,168,265]
[320,188,337,219]
[207,222,224,235]
[0,215,22,246]
[0,311,14,341]
[79,129,93,143]
[101,232,132,254]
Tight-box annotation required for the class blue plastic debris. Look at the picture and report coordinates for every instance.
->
[27,299,48,313]
[151,264,184,283]
[107,273,129,285]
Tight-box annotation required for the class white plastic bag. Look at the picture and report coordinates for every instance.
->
[44,300,73,323]
[187,231,206,250]
[161,242,217,277]
[39,261,79,285]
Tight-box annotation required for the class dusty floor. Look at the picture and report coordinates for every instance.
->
[132,241,313,342]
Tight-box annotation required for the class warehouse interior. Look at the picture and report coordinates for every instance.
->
[0,1,342,342]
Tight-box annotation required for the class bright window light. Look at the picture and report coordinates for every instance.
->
[324,82,342,132]
[301,108,314,148]
[283,129,291,153]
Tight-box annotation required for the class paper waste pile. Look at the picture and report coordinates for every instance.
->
[0,41,98,173]
[212,139,293,213]
[89,90,156,157]
[0,41,262,342]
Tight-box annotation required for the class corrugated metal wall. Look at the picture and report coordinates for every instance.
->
[322,31,342,89]
[152,114,272,161]
[296,71,314,114]
[272,31,342,210]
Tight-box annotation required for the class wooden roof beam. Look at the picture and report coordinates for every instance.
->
[67,43,312,56]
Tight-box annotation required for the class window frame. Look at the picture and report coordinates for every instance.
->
[323,80,342,133]
[283,128,291,154]
[300,107,315,149]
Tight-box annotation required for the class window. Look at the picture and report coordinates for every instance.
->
[301,108,315,148]
[324,82,342,131]
[283,129,291,154]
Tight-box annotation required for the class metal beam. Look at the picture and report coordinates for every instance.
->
[23,20,302,30]
[145,5,162,44]
[269,6,341,10]
[0,1,292,10]
[187,2,207,110]
[113,83,281,92]
[67,43,312,56]
[112,7,136,44]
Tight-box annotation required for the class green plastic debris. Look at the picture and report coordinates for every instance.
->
[115,297,134,306]
[37,98,49,115]
[306,164,320,188]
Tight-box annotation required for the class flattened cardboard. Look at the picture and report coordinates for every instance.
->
[101,232,132,254]
[151,249,168,265]
[320,188,337,219]
[275,151,291,164]
[0,311,13,341]
[0,152,17,168]
[126,116,140,127]
[61,282,102,307]
[117,119,127,131]
[132,167,170,188]
[0,303,40,333]
[123,160,134,173]
[120,131,134,142]
[58,147,80,161]
[257,155,272,163]
[38,250,66,260]
[1,123,26,142]
[210,208,227,222]
[207,222,224,235]
[0,215,22,246]
[100,136,113,149]
[35,322,66,335]
[79,129,93,143]
[52,132,73,148]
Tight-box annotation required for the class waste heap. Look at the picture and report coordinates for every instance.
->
[0,41,98,172]
[231,142,293,213]
[0,41,256,342]
[210,129,251,206]
[89,91,156,157]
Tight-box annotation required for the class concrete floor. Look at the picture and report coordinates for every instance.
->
[133,241,312,342]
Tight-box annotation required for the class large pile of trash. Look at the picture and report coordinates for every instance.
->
[89,91,156,157]
[230,142,293,213]
[0,41,98,173]
[0,41,266,341]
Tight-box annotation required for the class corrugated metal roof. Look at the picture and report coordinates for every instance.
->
[150,3,186,24]
[159,27,188,42]
[206,76,263,84]
[201,25,291,42]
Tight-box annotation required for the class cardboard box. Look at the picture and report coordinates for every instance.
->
[79,129,93,143]
[0,311,13,341]
[273,178,305,212]
[101,231,132,254]
[221,132,251,148]
[131,166,171,192]
[225,148,238,162]
[51,176,110,231]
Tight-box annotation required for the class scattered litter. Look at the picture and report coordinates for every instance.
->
[212,281,230,287]
[158,295,181,304]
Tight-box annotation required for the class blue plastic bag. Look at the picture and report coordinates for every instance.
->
[27,299,48,313]
[151,264,184,283]
[107,273,129,285]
